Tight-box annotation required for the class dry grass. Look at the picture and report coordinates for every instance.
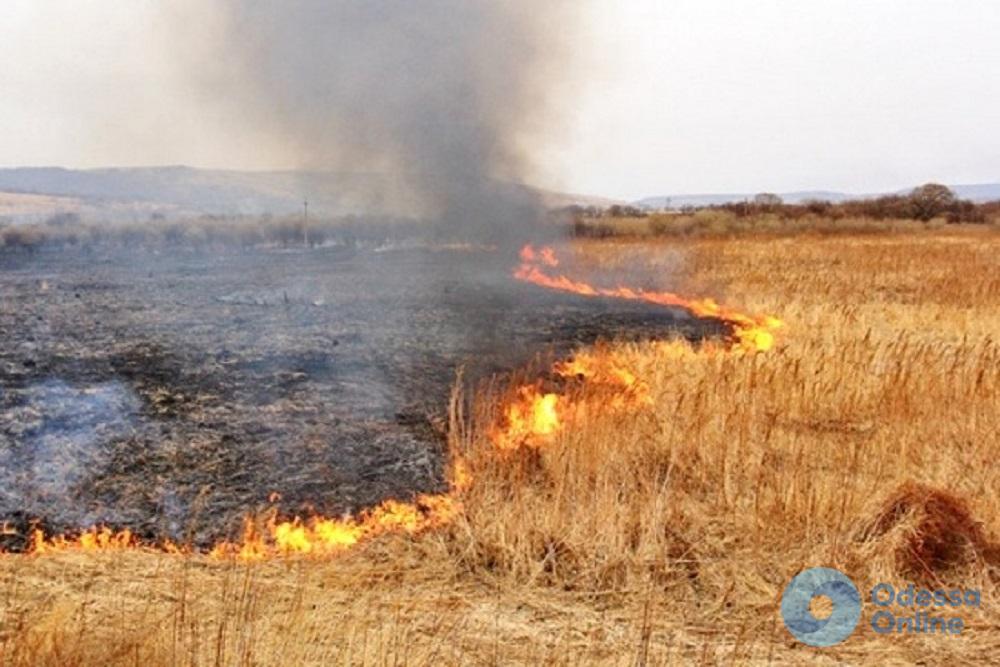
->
[575,212,1000,238]
[3,227,1000,665]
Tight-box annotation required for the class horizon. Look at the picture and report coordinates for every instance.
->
[0,163,995,205]
[0,164,1000,204]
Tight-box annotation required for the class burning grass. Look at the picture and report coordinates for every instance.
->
[2,227,1000,664]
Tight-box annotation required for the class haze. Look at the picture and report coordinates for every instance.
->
[1,0,998,201]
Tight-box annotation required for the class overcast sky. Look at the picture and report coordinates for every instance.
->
[2,0,999,200]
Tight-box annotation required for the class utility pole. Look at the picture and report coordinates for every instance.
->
[303,198,309,248]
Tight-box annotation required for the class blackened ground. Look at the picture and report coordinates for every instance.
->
[0,245,725,548]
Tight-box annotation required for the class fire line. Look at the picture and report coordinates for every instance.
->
[10,245,782,560]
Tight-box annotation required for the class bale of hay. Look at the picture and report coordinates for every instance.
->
[856,481,997,582]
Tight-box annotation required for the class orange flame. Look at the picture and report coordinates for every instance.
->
[206,493,459,560]
[487,349,656,450]
[449,458,474,493]
[491,386,562,451]
[25,526,182,555]
[555,349,653,409]
[486,246,784,448]
[515,245,782,353]
[519,244,559,267]
[21,462,469,561]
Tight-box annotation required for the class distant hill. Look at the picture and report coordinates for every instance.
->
[947,184,1000,202]
[0,166,622,223]
[0,166,418,222]
[635,184,1000,210]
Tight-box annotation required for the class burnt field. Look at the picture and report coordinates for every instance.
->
[0,245,723,548]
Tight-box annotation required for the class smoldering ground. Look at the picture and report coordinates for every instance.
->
[0,247,723,548]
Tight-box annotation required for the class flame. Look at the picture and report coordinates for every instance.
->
[491,386,563,451]
[10,244,784,562]
[519,244,559,267]
[555,349,653,410]
[449,457,474,493]
[25,526,182,555]
[486,245,785,448]
[554,351,646,394]
[515,245,782,353]
[487,350,656,450]
[204,485,465,560]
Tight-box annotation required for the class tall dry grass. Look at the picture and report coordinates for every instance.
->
[2,228,999,665]
[574,212,1000,239]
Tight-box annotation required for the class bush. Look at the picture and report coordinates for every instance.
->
[606,204,646,218]
[947,199,987,224]
[0,225,44,253]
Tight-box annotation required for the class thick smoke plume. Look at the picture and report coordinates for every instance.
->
[185,1,578,244]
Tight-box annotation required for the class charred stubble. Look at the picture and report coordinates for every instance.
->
[0,246,720,548]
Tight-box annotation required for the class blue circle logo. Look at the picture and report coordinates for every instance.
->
[780,567,861,647]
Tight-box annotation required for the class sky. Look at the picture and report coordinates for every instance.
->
[1,0,999,201]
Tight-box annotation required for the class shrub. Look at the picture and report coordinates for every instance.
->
[0,225,44,253]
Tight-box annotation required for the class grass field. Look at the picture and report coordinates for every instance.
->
[2,226,998,665]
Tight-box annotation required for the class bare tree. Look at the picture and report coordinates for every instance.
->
[753,193,783,211]
[909,183,956,221]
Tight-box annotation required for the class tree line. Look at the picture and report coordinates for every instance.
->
[560,184,997,225]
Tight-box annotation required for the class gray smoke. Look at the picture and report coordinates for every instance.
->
[184,1,577,245]
[0,380,140,528]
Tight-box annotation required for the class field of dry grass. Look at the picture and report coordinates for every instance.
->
[574,211,1000,238]
[2,226,999,665]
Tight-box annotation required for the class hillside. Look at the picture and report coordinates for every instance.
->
[0,166,619,223]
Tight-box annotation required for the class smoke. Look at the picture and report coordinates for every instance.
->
[0,379,140,529]
[176,0,579,245]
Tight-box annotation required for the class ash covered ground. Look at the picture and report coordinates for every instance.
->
[0,245,723,548]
